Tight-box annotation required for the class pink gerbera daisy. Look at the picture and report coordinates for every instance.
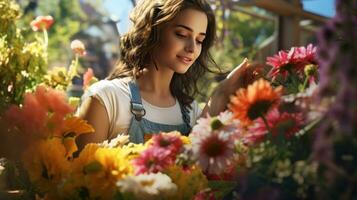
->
[266,50,292,78]
[191,132,235,175]
[267,44,317,79]
[290,43,317,64]
[132,147,173,175]
[150,132,183,158]
[245,108,304,144]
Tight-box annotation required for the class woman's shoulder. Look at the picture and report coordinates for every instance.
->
[88,77,131,95]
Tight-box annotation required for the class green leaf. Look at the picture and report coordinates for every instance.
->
[208,180,236,199]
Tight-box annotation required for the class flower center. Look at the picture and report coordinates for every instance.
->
[159,138,171,147]
[247,100,273,120]
[202,136,226,157]
[281,63,294,72]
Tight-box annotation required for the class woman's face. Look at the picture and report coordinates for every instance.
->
[152,8,208,74]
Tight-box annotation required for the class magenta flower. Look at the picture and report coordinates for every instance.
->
[150,132,183,158]
[246,108,304,144]
[267,44,317,79]
[291,44,317,64]
[132,147,173,175]
[266,50,291,78]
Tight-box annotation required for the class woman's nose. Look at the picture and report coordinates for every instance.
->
[184,39,195,53]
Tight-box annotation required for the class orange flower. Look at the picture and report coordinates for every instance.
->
[5,86,75,139]
[61,116,94,137]
[22,138,70,193]
[30,15,54,31]
[59,117,95,158]
[83,68,94,90]
[228,79,283,125]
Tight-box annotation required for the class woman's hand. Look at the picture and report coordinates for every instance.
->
[204,58,263,116]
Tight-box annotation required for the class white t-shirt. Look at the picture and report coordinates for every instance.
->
[81,78,202,139]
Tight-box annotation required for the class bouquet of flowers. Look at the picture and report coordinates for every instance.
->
[1,0,356,199]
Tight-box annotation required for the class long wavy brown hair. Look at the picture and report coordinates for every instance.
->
[108,0,219,110]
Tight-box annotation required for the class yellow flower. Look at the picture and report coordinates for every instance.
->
[85,148,133,199]
[43,67,68,90]
[57,143,99,199]
[59,116,94,158]
[68,145,133,199]
[164,165,208,200]
[22,138,70,194]
[121,143,146,160]
[180,135,191,145]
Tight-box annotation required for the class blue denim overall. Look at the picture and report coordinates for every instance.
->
[127,80,191,143]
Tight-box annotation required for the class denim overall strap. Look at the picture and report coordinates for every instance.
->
[128,80,146,121]
[127,80,191,143]
[179,102,191,136]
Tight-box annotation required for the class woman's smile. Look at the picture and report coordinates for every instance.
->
[176,55,193,65]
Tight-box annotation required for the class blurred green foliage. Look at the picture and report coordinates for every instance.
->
[0,0,46,109]
[18,0,88,66]
[197,5,275,103]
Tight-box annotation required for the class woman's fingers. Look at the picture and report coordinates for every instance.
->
[226,58,249,79]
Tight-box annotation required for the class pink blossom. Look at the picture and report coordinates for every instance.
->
[193,190,215,200]
[291,44,317,64]
[246,108,304,144]
[191,132,235,175]
[267,50,291,78]
[132,147,173,175]
[83,68,94,90]
[267,44,317,79]
[150,132,183,158]
[70,39,86,56]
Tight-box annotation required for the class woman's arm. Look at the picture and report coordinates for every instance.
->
[201,58,263,117]
[76,97,109,150]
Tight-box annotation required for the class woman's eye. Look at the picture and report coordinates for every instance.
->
[176,33,187,38]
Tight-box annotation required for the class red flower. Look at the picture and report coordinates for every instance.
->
[245,108,304,144]
[266,50,291,78]
[291,44,317,64]
[150,132,183,158]
[132,147,173,175]
[30,15,54,31]
[267,44,317,79]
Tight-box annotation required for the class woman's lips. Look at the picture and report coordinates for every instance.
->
[177,55,193,65]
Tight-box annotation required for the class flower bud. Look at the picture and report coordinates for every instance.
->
[304,64,317,76]
[70,39,86,56]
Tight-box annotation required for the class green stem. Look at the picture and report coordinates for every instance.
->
[301,75,310,92]
[75,55,79,69]
[261,115,272,140]
[42,28,48,50]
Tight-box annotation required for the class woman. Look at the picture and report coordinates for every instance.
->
[77,0,254,147]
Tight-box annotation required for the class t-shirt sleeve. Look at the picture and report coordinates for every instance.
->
[190,100,202,126]
[79,80,117,133]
